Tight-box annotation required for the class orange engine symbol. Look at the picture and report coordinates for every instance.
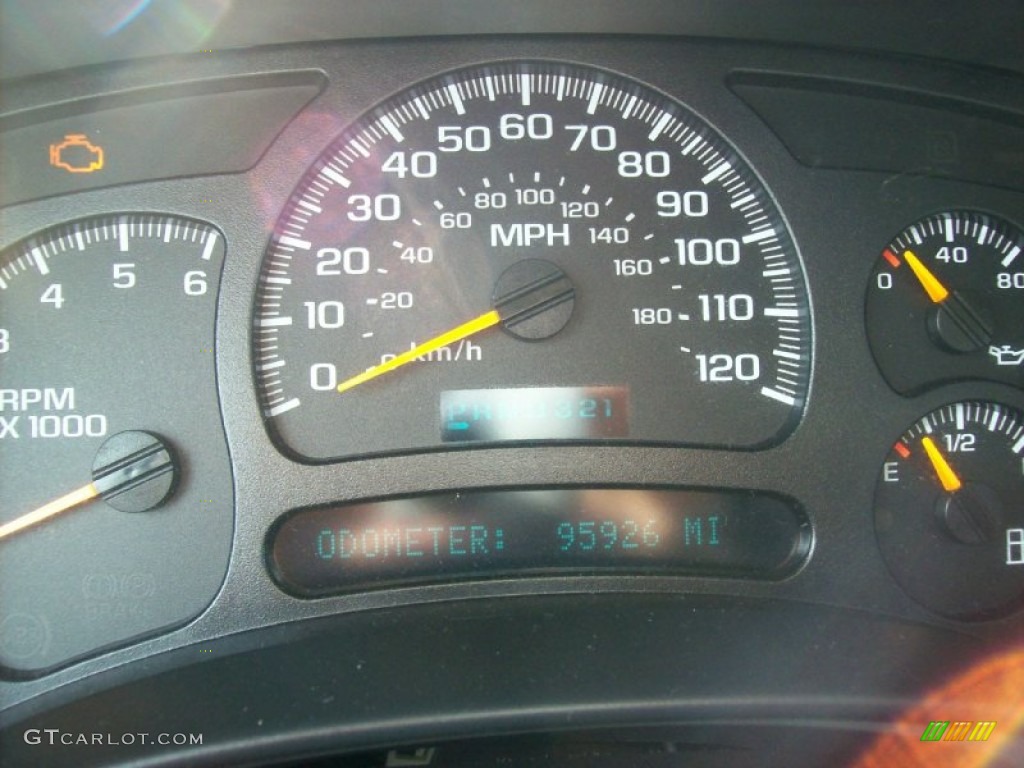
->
[49,134,104,174]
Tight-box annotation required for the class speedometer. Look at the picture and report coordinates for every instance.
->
[254,61,811,461]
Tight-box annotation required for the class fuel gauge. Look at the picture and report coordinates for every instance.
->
[874,401,1024,620]
[865,211,1024,394]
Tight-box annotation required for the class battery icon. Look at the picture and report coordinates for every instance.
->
[49,134,105,173]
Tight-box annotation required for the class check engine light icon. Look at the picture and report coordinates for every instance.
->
[49,134,104,173]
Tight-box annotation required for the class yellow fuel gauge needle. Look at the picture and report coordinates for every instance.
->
[337,309,502,394]
[921,436,962,492]
[903,249,950,304]
[0,482,99,541]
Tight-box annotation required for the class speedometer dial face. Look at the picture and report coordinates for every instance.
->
[254,62,811,461]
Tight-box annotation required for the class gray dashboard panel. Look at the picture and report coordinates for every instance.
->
[1,8,1022,766]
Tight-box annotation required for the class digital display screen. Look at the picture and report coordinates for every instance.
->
[440,387,629,442]
[268,488,811,597]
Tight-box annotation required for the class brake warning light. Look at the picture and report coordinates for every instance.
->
[49,134,104,174]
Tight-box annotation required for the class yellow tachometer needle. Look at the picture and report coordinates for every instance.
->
[921,436,962,492]
[337,309,502,394]
[903,249,950,304]
[0,482,99,541]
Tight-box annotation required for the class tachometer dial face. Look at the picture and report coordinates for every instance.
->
[874,401,1024,620]
[254,61,812,461]
[0,215,233,673]
[865,211,1024,395]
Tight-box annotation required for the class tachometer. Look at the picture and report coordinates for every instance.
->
[0,214,233,673]
[254,61,811,461]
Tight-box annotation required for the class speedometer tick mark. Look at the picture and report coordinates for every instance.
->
[267,398,300,418]
[742,228,776,244]
[413,96,430,120]
[624,213,635,222]
[321,167,350,188]
[761,387,796,406]
[648,112,671,140]
[433,200,445,210]
[380,115,404,143]
[659,256,670,264]
[447,84,466,115]
[701,162,731,185]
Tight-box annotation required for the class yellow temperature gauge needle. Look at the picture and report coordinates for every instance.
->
[921,436,962,492]
[903,249,950,304]
[0,482,99,541]
[337,309,502,394]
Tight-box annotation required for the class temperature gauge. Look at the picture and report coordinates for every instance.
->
[874,401,1024,620]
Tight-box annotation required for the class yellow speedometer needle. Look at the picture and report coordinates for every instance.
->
[903,249,950,304]
[337,309,502,394]
[0,482,99,541]
[921,436,962,492]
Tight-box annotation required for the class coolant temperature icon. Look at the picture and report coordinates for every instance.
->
[49,134,104,173]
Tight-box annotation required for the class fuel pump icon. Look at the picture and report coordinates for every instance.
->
[49,134,104,173]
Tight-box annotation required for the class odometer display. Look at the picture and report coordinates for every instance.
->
[268,488,812,596]
[254,62,811,460]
